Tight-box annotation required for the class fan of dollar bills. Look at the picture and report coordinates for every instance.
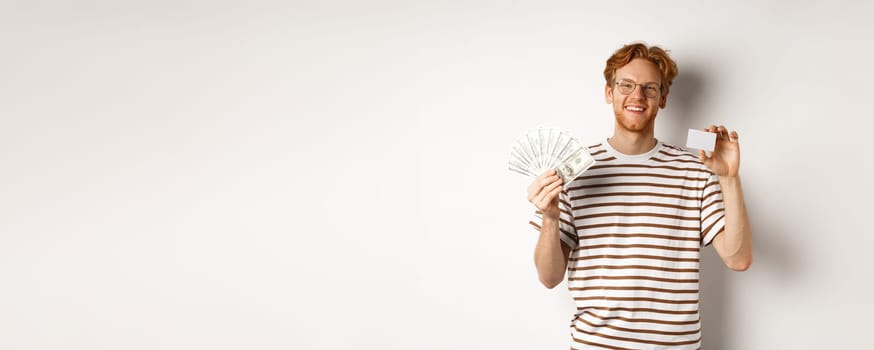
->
[508,127,596,186]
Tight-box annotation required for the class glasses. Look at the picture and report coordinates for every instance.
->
[614,79,661,98]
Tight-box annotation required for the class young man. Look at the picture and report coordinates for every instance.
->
[527,43,752,349]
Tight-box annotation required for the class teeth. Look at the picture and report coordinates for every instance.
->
[626,106,645,112]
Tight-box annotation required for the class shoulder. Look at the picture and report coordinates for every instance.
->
[585,141,612,161]
[586,141,606,154]
[661,142,697,157]
[656,142,714,173]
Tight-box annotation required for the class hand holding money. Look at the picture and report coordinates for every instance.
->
[508,127,596,187]
[527,169,563,219]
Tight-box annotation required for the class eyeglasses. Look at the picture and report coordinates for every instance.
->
[614,79,661,98]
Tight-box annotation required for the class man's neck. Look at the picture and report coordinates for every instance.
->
[608,129,658,155]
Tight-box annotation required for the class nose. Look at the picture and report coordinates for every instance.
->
[630,84,647,99]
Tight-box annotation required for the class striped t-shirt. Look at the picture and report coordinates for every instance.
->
[530,139,725,350]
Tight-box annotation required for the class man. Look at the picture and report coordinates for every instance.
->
[527,43,752,349]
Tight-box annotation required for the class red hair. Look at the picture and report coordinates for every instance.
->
[604,42,679,96]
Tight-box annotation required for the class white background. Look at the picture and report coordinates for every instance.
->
[2,1,873,349]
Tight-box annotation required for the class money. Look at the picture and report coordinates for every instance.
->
[508,127,596,187]
[555,149,593,184]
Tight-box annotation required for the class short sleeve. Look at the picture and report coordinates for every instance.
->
[528,191,579,250]
[700,173,726,246]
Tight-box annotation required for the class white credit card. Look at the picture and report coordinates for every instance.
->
[686,129,716,152]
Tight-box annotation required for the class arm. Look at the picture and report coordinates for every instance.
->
[528,170,572,288]
[700,125,753,271]
[711,176,752,271]
[534,216,572,288]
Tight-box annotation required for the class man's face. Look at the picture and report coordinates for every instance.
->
[605,58,668,133]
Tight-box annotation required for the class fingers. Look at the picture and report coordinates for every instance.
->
[528,170,558,197]
[535,175,563,201]
[527,170,563,210]
[528,171,549,194]
[704,124,738,143]
[698,149,714,167]
[707,125,727,140]
[541,182,564,207]
[536,169,558,187]
[704,125,725,142]
[718,125,729,140]
[536,178,563,205]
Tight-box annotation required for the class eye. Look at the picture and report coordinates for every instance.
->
[644,85,660,94]
[618,81,634,89]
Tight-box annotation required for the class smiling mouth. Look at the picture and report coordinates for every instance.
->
[625,106,646,112]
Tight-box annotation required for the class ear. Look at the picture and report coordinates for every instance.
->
[605,84,614,104]
[659,92,668,109]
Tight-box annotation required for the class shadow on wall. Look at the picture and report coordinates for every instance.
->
[660,66,705,146]
[700,198,799,350]
[670,65,799,350]
[699,243,728,350]
[668,66,729,350]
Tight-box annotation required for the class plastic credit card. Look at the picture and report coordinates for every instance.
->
[686,129,716,152]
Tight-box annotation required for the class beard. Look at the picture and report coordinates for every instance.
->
[614,109,656,133]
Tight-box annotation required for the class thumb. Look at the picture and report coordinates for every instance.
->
[698,150,710,166]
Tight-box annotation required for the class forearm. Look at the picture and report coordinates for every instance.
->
[534,216,569,288]
[717,176,753,269]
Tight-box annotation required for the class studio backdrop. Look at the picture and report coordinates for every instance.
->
[1,1,872,349]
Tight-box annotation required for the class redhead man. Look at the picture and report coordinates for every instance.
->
[528,42,752,349]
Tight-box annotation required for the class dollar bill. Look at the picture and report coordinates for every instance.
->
[555,148,595,185]
[508,160,535,177]
[508,127,595,182]
[526,132,541,172]
[510,145,534,172]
